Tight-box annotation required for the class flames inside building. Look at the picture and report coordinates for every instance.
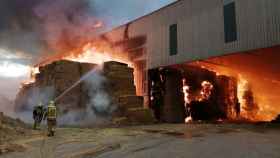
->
[149,46,280,123]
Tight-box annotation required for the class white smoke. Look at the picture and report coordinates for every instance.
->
[17,86,55,123]
[7,65,115,126]
[58,67,115,126]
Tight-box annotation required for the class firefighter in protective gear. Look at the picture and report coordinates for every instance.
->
[44,100,57,137]
[33,102,45,130]
[150,81,164,122]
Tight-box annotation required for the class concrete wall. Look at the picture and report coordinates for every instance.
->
[102,0,280,69]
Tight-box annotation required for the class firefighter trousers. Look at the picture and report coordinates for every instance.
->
[47,119,56,136]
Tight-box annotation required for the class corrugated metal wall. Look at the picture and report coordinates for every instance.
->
[225,0,280,53]
[103,0,280,69]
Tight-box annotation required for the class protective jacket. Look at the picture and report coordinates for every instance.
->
[46,101,57,120]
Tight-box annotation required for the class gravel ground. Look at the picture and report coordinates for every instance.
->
[1,123,280,158]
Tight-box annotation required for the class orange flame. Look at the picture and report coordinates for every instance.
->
[189,60,277,122]
[24,40,133,87]
[237,75,248,115]
[199,81,213,101]
[64,43,132,66]
[182,78,214,123]
[182,78,191,104]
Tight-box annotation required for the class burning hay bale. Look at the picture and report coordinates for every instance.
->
[216,75,239,119]
[182,66,239,121]
[14,60,154,125]
[154,66,241,123]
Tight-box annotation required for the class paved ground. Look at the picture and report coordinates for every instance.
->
[1,123,280,158]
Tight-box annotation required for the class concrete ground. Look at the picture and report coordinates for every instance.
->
[1,123,280,158]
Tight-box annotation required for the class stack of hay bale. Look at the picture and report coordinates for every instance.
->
[37,60,90,111]
[15,60,155,125]
[103,61,155,124]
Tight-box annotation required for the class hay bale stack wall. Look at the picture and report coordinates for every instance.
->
[14,60,154,124]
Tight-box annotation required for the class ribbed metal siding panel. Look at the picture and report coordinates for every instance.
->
[103,0,280,69]
[146,0,224,68]
[180,0,193,63]
[224,0,280,53]
[267,0,280,46]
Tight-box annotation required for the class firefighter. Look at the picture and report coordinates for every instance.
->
[44,100,57,137]
[150,81,164,122]
[33,102,44,130]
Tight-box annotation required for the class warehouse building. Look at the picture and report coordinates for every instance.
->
[95,0,280,122]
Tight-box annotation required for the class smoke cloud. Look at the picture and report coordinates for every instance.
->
[58,68,115,126]
[0,0,176,63]
[0,0,101,62]
[0,0,176,112]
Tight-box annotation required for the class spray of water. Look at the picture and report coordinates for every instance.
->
[58,66,115,126]
[6,64,114,126]
[54,65,102,102]
[54,75,86,102]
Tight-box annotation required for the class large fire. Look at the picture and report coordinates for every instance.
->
[188,56,279,122]
[23,39,134,89]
